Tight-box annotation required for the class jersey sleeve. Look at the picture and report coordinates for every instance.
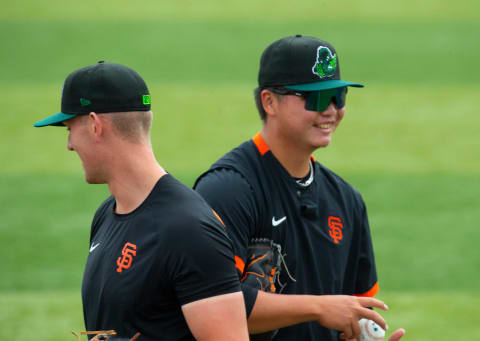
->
[348,195,379,297]
[195,168,260,315]
[163,211,241,306]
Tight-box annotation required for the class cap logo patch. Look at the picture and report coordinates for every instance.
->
[79,98,91,107]
[312,46,337,79]
[142,95,151,105]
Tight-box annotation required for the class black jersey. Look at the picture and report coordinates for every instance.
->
[82,174,240,341]
[194,133,378,341]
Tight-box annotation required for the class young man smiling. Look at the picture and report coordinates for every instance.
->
[195,35,405,340]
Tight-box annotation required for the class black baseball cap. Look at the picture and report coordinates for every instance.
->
[258,35,364,91]
[34,61,151,127]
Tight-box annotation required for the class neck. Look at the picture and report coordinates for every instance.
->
[260,128,312,178]
[106,143,167,214]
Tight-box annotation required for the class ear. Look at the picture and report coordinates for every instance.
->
[261,89,278,118]
[88,112,103,141]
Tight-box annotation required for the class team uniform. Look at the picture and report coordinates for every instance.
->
[194,133,379,341]
[82,174,240,341]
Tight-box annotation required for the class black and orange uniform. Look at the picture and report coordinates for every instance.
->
[82,174,240,341]
[194,133,378,341]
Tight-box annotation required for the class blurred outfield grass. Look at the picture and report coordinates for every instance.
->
[1,0,480,340]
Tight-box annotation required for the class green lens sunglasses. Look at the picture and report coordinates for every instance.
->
[268,87,347,112]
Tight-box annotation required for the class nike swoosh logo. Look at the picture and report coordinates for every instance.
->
[89,243,100,253]
[272,216,287,227]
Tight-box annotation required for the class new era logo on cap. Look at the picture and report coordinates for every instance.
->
[80,98,91,107]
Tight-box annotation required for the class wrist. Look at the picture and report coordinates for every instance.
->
[299,295,324,323]
[308,295,327,323]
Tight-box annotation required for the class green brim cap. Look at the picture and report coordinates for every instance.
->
[34,61,151,128]
[258,35,365,91]
[285,80,364,91]
[34,112,78,127]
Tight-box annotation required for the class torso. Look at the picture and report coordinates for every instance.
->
[82,174,240,340]
[195,135,378,341]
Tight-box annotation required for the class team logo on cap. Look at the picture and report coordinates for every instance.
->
[312,46,337,79]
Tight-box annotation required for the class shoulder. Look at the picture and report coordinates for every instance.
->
[94,195,115,217]
[91,196,115,236]
[315,162,365,206]
[195,167,254,198]
[195,168,259,220]
[150,174,207,211]
[148,174,229,235]
[195,140,255,179]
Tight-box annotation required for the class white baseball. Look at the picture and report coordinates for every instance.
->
[359,318,385,341]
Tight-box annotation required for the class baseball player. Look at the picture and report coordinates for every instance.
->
[34,62,249,340]
[195,35,405,340]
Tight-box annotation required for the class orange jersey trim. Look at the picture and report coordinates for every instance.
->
[211,209,225,228]
[252,132,269,155]
[235,255,245,274]
[354,282,380,297]
[253,132,315,161]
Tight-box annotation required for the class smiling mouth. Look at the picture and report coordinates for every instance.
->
[315,123,334,129]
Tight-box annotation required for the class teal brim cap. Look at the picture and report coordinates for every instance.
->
[33,112,78,127]
[34,61,151,128]
[285,79,364,91]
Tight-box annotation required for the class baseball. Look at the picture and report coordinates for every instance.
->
[359,318,385,341]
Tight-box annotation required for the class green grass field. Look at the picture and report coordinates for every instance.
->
[1,0,480,339]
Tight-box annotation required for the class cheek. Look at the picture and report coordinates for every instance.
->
[335,108,346,126]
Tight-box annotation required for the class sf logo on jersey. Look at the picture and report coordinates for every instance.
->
[328,216,343,244]
[117,242,137,273]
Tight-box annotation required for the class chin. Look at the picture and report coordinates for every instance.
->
[84,174,106,184]
[312,138,332,149]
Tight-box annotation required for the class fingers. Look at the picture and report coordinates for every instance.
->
[357,297,388,311]
[339,334,361,341]
[358,308,387,331]
[388,328,406,341]
[355,297,388,331]
[342,323,354,340]
[341,319,362,341]
[351,319,361,339]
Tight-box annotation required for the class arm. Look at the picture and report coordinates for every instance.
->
[164,188,249,340]
[195,169,390,340]
[248,291,388,340]
[182,292,249,341]
[195,169,261,315]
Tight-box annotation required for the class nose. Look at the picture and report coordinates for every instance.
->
[320,101,337,116]
[67,134,74,151]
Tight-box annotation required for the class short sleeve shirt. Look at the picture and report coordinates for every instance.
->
[195,135,378,341]
[82,174,240,341]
